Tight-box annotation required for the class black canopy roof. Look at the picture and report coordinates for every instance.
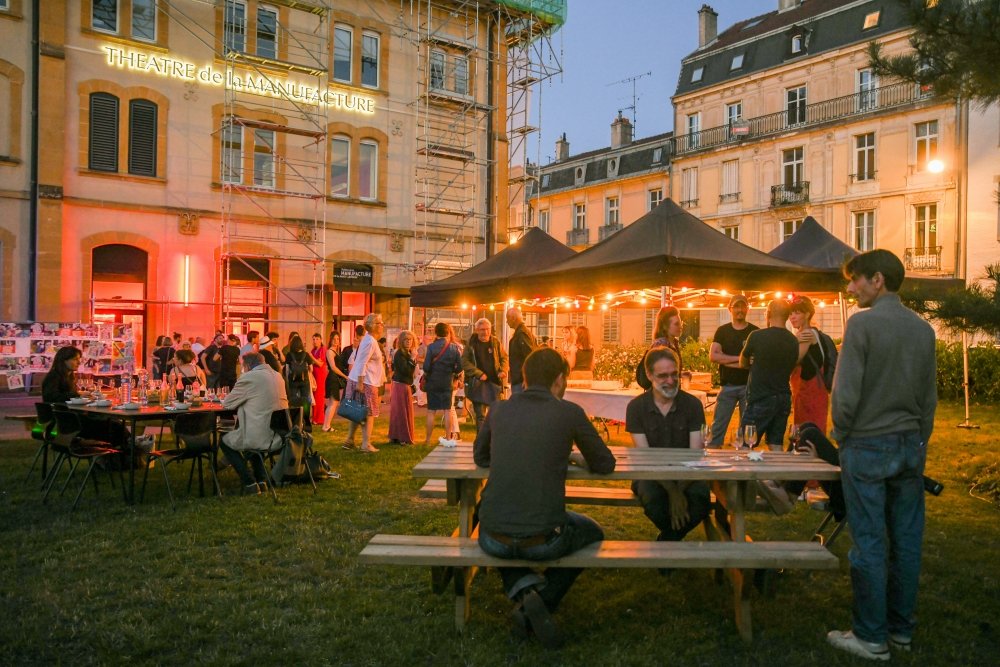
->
[507,199,836,298]
[409,227,576,307]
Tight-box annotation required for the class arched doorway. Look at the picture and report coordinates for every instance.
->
[92,244,148,363]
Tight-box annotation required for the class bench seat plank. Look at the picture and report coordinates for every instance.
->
[360,535,839,570]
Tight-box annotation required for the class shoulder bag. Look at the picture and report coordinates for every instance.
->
[464,342,501,405]
[336,390,369,424]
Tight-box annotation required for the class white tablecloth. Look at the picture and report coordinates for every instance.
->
[564,387,708,422]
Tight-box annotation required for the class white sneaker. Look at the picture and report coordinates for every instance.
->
[438,436,457,448]
[827,630,890,661]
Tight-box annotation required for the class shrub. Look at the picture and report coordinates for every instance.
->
[593,343,646,387]
[935,341,1000,403]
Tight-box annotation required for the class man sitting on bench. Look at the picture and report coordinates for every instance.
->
[473,347,616,649]
[626,346,712,553]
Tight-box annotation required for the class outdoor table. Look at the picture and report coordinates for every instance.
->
[412,443,839,639]
[564,387,709,422]
[68,401,230,504]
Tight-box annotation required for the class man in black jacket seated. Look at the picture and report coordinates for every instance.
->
[474,348,616,648]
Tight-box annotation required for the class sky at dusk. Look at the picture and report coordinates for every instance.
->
[530,0,780,162]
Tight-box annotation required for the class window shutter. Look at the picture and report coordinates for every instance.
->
[128,99,157,177]
[89,93,119,172]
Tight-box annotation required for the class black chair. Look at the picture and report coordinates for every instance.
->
[269,407,317,494]
[43,405,124,510]
[24,403,56,486]
[140,411,221,510]
[240,407,304,502]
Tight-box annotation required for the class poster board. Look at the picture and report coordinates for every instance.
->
[0,322,135,387]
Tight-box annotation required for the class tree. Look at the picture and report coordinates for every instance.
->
[903,263,1000,337]
[868,0,1000,107]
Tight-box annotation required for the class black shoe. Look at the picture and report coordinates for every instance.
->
[509,605,530,641]
[520,589,563,649]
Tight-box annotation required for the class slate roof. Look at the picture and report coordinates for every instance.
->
[533,132,673,197]
[675,0,910,97]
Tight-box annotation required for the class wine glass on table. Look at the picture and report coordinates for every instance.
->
[733,424,745,460]
[744,423,758,452]
[700,423,712,449]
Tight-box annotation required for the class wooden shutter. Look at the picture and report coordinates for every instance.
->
[128,99,157,177]
[89,93,119,172]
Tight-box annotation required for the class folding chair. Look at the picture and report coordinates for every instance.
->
[24,403,56,486]
[243,407,303,503]
[140,411,222,509]
[43,405,124,510]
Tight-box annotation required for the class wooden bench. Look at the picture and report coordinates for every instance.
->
[361,533,839,571]
[418,479,639,506]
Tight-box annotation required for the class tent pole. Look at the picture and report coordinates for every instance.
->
[838,292,848,334]
[553,304,558,348]
[957,330,979,429]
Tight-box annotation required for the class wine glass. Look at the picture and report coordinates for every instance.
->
[788,423,801,454]
[744,423,758,451]
[733,425,745,460]
[700,423,712,448]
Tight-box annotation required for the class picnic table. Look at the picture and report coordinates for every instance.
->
[361,443,840,641]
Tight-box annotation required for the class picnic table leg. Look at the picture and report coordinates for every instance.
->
[452,479,483,632]
[727,480,753,643]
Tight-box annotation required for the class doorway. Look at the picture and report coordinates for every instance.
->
[92,244,147,365]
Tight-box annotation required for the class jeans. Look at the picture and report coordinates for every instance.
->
[741,392,791,450]
[479,511,604,610]
[631,480,712,541]
[709,384,747,447]
[205,373,220,390]
[840,430,925,644]
[220,443,268,486]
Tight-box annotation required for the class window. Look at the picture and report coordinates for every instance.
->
[132,0,157,42]
[687,113,700,148]
[791,34,803,54]
[914,203,938,250]
[602,311,620,344]
[863,10,881,30]
[857,68,878,111]
[574,167,585,185]
[652,147,663,163]
[361,32,379,88]
[540,173,550,188]
[690,66,704,83]
[333,26,352,82]
[221,121,241,183]
[855,133,876,181]
[853,211,876,251]
[644,308,657,342]
[127,99,157,177]
[605,197,619,226]
[573,203,586,230]
[256,5,278,60]
[730,53,744,70]
[786,86,806,125]
[607,158,618,178]
[330,135,349,197]
[453,55,469,95]
[783,147,804,186]
[224,0,246,54]
[359,140,377,200]
[430,50,445,90]
[648,188,663,211]
[0,0,9,9]
[92,0,118,33]
[88,93,119,172]
[681,167,698,206]
[538,209,549,233]
[726,101,743,125]
[781,219,803,242]
[253,129,275,188]
[723,225,740,242]
[915,120,938,170]
[721,159,739,201]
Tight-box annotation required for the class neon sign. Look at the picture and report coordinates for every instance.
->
[103,46,376,114]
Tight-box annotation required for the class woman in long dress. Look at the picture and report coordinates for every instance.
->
[788,296,830,429]
[388,330,417,445]
[310,333,328,425]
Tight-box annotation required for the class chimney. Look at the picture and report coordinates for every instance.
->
[778,0,798,11]
[698,4,718,48]
[555,133,570,162]
[610,112,633,149]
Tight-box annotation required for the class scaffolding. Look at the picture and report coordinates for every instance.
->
[219,0,330,332]
[405,0,564,282]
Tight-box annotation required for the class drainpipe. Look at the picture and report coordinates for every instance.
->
[27,0,40,319]
[955,97,969,281]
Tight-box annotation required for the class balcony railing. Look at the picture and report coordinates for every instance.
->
[679,199,699,208]
[770,181,810,207]
[904,246,942,271]
[566,228,589,246]
[598,223,622,241]
[849,171,878,183]
[675,82,933,155]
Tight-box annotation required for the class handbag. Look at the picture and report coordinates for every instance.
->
[336,391,369,424]
[419,341,450,392]
[465,344,501,404]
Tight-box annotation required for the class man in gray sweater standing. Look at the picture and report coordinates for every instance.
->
[827,249,937,661]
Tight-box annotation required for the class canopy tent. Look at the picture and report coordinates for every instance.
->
[768,215,964,297]
[506,199,838,299]
[409,227,576,307]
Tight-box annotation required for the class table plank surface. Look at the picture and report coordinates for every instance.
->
[413,443,839,481]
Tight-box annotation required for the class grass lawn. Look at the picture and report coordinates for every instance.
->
[1,401,998,666]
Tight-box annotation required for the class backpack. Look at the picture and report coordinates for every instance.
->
[816,331,838,392]
[286,351,310,383]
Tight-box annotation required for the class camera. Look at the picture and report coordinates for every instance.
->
[922,475,944,496]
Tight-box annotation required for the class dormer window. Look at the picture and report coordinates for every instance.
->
[863,10,881,30]
[541,173,550,188]
[652,147,663,163]
[691,66,704,83]
[791,34,803,54]
[730,53,744,70]
[607,158,619,178]
[574,167,585,185]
